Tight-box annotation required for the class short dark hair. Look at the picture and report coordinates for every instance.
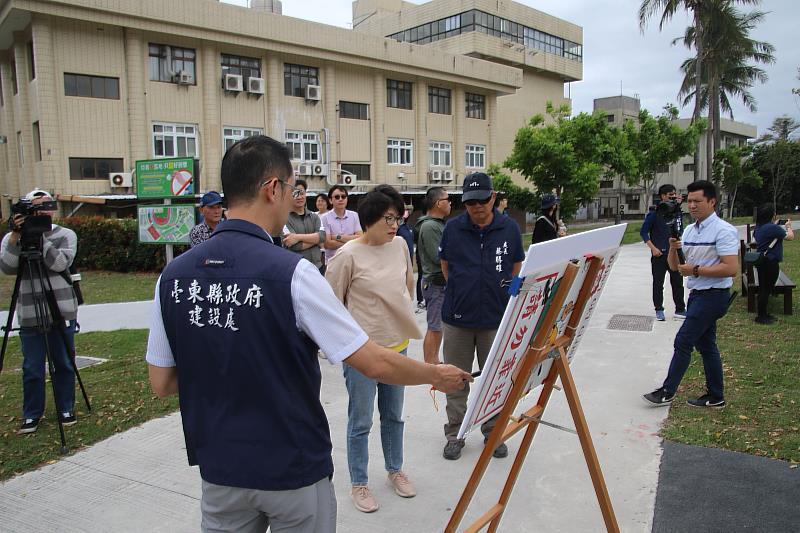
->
[756,203,775,225]
[316,193,332,210]
[424,186,446,211]
[221,135,292,208]
[328,185,348,198]
[686,180,717,201]
[658,184,676,196]
[295,179,308,191]
[358,184,404,230]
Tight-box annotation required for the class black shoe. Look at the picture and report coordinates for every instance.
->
[687,394,725,409]
[18,418,40,434]
[59,412,77,426]
[754,315,776,325]
[443,439,465,460]
[642,387,675,407]
[484,437,508,458]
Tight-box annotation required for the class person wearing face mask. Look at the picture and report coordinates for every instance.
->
[321,185,362,263]
[1,189,79,435]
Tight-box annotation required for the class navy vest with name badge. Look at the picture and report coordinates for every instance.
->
[159,219,330,491]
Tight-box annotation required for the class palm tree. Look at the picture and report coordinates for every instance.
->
[674,1,774,179]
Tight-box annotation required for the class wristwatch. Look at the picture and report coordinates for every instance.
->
[692,265,700,278]
[336,234,342,241]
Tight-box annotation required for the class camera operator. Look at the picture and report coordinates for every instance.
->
[0,189,79,434]
[640,184,687,321]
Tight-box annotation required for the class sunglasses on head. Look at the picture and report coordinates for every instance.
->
[464,197,492,207]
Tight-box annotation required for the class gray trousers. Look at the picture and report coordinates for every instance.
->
[442,322,498,441]
[200,477,337,533]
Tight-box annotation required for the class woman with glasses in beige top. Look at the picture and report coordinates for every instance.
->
[325,184,423,514]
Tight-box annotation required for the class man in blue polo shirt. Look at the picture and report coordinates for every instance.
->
[439,172,524,461]
[643,180,738,409]
[640,184,686,321]
[146,135,470,532]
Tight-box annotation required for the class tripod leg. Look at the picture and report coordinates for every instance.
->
[0,267,24,375]
[41,329,69,454]
[56,320,91,412]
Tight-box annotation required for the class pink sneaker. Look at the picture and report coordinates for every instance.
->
[350,485,379,513]
[387,471,417,498]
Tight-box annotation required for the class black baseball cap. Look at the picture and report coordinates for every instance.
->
[462,172,493,202]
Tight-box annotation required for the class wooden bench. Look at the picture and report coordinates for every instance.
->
[739,239,796,315]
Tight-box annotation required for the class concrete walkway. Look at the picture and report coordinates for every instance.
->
[0,239,784,532]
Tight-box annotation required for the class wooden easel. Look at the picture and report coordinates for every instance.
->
[445,258,620,533]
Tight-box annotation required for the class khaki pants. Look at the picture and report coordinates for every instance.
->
[442,322,498,441]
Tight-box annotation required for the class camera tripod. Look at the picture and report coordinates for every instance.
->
[0,245,91,454]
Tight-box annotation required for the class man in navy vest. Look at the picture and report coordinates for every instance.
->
[146,135,470,532]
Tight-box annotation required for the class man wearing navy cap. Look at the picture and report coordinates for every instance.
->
[439,172,525,460]
[189,191,224,247]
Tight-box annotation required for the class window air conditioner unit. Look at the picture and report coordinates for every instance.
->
[430,170,442,181]
[442,169,454,181]
[224,73,243,92]
[313,164,328,176]
[176,70,193,85]
[298,164,314,176]
[340,171,355,185]
[305,84,321,101]
[247,77,265,94]
[109,172,133,188]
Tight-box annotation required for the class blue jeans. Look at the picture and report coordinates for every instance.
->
[20,320,76,419]
[343,349,406,486]
[662,290,728,399]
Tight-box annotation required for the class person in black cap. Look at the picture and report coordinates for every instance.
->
[532,193,566,244]
[189,191,224,247]
[438,172,525,460]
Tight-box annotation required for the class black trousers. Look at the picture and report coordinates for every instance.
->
[755,258,780,319]
[415,248,424,304]
[651,254,685,312]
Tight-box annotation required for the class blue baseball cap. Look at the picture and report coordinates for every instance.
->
[201,191,223,207]
[462,172,494,202]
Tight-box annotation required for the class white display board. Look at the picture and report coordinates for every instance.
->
[457,224,626,438]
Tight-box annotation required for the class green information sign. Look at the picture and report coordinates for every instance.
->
[135,158,195,199]
[137,205,196,245]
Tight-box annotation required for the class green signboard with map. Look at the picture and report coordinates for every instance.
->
[135,158,195,199]
[137,205,196,244]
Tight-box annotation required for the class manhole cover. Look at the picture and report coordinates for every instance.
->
[607,314,654,332]
[75,356,107,370]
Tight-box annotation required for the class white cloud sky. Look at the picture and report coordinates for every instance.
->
[222,0,799,136]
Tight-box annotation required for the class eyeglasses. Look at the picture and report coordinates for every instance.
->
[464,197,492,207]
[383,215,401,226]
[294,188,306,197]
[260,178,304,199]
[332,194,347,200]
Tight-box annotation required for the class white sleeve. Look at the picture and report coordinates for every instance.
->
[291,259,369,364]
[145,275,176,367]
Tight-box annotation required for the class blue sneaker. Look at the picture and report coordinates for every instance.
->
[674,310,687,319]
[655,310,666,321]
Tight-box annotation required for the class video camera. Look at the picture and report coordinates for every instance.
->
[655,199,684,240]
[8,198,55,252]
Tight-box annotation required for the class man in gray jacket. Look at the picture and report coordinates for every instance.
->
[283,179,326,272]
[414,186,451,364]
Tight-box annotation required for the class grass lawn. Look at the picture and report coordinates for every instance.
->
[0,271,159,305]
[661,236,800,463]
[0,329,178,481]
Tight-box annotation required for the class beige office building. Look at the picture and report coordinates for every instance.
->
[0,0,582,218]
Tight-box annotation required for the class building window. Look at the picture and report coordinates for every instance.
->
[64,73,120,99]
[625,194,641,211]
[283,63,318,97]
[152,122,198,158]
[606,114,615,123]
[32,122,41,162]
[27,41,35,80]
[465,93,485,119]
[342,163,371,182]
[599,180,614,189]
[655,164,669,173]
[222,127,263,152]
[11,58,18,94]
[221,54,261,84]
[465,144,486,169]
[149,44,196,84]
[68,157,123,180]
[16,131,23,166]
[387,138,413,165]
[339,101,369,120]
[285,131,320,161]
[387,79,412,110]
[429,87,451,115]
[429,141,451,167]
[683,163,695,172]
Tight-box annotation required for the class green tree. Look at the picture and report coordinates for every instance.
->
[757,115,800,143]
[675,0,774,179]
[486,164,537,213]
[504,102,636,219]
[711,144,761,216]
[622,105,705,208]
[750,140,800,211]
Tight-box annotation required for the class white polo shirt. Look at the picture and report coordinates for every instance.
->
[681,212,738,291]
